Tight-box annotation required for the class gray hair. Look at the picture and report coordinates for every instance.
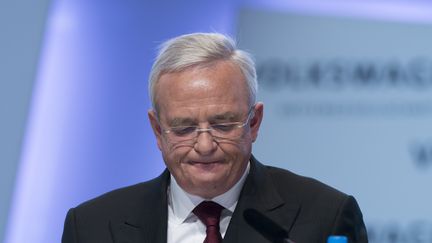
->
[148,32,257,110]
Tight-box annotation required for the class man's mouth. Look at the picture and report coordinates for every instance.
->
[189,160,221,164]
[187,160,223,170]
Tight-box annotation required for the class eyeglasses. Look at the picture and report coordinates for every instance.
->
[159,106,255,147]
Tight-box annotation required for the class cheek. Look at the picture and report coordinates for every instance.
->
[161,144,191,166]
[219,142,251,162]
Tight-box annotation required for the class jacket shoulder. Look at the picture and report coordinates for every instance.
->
[72,171,168,220]
[264,165,348,200]
[261,165,367,242]
[62,172,169,243]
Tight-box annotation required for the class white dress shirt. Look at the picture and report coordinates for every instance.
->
[167,162,250,243]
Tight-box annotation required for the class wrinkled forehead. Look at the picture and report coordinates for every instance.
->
[153,61,251,114]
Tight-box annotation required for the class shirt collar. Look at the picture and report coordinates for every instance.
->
[168,161,250,224]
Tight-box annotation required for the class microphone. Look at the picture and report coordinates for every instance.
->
[243,208,295,243]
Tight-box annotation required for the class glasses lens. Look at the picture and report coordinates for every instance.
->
[211,123,244,139]
[170,126,196,137]
[163,106,254,146]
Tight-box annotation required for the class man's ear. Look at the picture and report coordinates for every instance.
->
[249,102,264,142]
[148,109,163,150]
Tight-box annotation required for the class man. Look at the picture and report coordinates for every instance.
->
[62,33,368,243]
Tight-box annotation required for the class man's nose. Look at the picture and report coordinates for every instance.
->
[194,130,217,155]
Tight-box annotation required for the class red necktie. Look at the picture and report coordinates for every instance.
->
[193,201,224,243]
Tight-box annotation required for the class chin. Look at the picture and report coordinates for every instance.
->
[194,175,224,186]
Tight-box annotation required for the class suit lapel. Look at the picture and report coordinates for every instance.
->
[110,170,170,243]
[223,156,301,243]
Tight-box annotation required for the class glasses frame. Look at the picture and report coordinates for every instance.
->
[157,105,256,145]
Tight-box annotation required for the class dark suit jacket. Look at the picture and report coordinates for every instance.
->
[62,156,368,243]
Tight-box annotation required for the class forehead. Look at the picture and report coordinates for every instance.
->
[154,61,250,117]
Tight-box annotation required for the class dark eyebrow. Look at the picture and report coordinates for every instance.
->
[167,117,196,127]
[209,112,241,123]
[166,111,243,126]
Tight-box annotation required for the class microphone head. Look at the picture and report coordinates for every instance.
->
[243,208,290,242]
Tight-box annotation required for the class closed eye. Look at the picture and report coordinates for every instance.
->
[170,126,196,136]
[211,123,239,132]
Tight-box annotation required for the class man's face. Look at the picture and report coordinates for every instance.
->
[148,61,263,199]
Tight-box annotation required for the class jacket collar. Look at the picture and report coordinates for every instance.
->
[223,155,301,243]
[110,170,170,243]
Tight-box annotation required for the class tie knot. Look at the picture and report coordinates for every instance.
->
[193,201,224,227]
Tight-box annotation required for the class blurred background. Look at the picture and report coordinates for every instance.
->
[2,0,432,242]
